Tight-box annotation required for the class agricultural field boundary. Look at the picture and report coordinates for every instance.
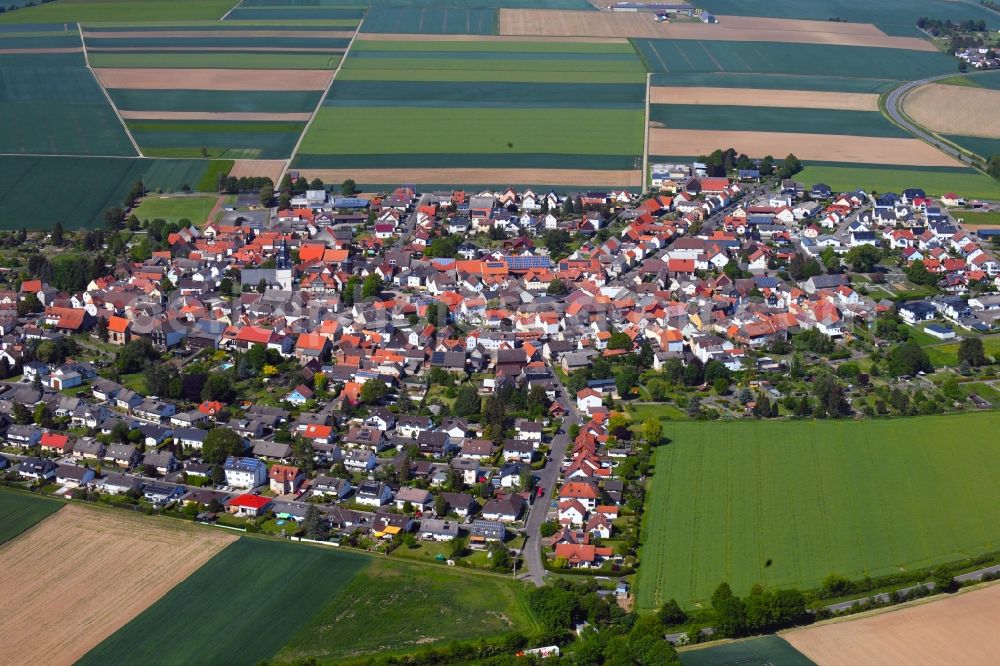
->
[77,22,142,157]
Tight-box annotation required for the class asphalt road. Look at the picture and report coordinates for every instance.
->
[521,368,581,586]
[885,75,976,167]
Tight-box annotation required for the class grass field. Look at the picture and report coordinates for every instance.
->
[920,334,1000,368]
[943,135,1000,161]
[648,105,906,137]
[0,490,62,545]
[649,72,897,93]
[275,557,539,663]
[79,537,369,666]
[132,195,219,224]
[795,164,1000,200]
[679,636,815,666]
[0,156,230,229]
[633,39,955,80]
[637,412,1000,610]
[108,89,322,113]
[362,7,498,34]
[957,211,1000,226]
[0,0,234,24]
[128,119,305,159]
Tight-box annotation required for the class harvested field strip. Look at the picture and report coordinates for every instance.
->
[632,39,954,80]
[350,38,635,53]
[362,7,498,35]
[94,68,333,90]
[785,583,1000,666]
[293,152,640,170]
[500,9,935,50]
[82,21,357,31]
[336,67,643,83]
[649,86,879,111]
[121,110,312,121]
[79,537,368,666]
[88,47,346,53]
[84,36,351,48]
[89,52,342,69]
[108,89,322,113]
[0,491,62,545]
[229,158,286,182]
[300,107,644,156]
[648,129,964,167]
[904,84,1000,139]
[0,156,229,228]
[0,505,236,666]
[295,167,642,188]
[796,164,1000,200]
[649,105,907,137]
[82,29,356,38]
[325,80,646,109]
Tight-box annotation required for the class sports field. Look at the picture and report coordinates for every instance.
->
[293,38,645,186]
[1,505,236,665]
[795,164,1000,200]
[0,156,231,229]
[275,557,540,663]
[0,490,62,545]
[132,194,220,224]
[636,412,1000,610]
[79,537,369,666]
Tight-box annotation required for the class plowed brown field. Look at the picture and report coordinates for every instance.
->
[93,68,334,90]
[649,87,880,111]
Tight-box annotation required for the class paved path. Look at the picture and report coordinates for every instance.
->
[522,366,581,586]
[884,75,976,166]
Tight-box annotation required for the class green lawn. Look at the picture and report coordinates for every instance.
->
[796,164,1000,200]
[0,489,62,545]
[920,334,1000,368]
[274,557,539,663]
[133,195,218,225]
[79,538,369,666]
[299,107,643,156]
[636,412,1000,610]
[956,211,1000,226]
[628,401,692,423]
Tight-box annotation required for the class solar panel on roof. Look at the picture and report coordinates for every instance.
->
[503,256,551,270]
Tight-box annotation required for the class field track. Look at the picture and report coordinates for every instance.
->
[119,111,312,121]
[903,83,1000,139]
[499,10,936,50]
[0,505,235,665]
[649,128,964,167]
[650,87,879,111]
[785,583,1000,666]
[94,68,334,90]
[298,167,642,187]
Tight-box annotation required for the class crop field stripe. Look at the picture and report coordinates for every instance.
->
[648,104,908,137]
[108,89,322,113]
[649,72,898,93]
[635,413,1000,609]
[84,36,351,48]
[79,537,369,666]
[88,52,342,69]
[795,164,1000,200]
[335,67,643,84]
[79,22,142,157]
[351,39,635,53]
[293,153,640,169]
[343,56,644,73]
[0,490,63,545]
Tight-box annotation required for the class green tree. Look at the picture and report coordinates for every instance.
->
[362,273,382,299]
[201,427,243,465]
[658,599,687,626]
[360,380,388,404]
[711,582,746,637]
[546,278,567,295]
[341,179,356,197]
[886,340,933,376]
[51,222,64,246]
[844,245,882,273]
[453,385,481,417]
[202,374,236,403]
[905,260,939,287]
[641,418,662,445]
[258,183,274,208]
[958,337,986,367]
[304,504,327,539]
[12,401,31,425]
[820,246,839,271]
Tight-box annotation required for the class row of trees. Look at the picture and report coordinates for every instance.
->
[698,148,803,179]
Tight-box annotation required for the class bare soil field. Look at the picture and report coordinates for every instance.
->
[904,83,1000,138]
[229,159,287,182]
[785,583,1000,666]
[650,86,879,111]
[649,128,963,167]
[93,68,334,90]
[299,167,642,187]
[82,30,355,39]
[0,505,236,666]
[499,10,936,50]
[91,47,345,53]
[355,33,627,43]
[119,111,312,121]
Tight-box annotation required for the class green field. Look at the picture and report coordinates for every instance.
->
[88,52,343,69]
[696,0,1000,37]
[275,557,539,663]
[79,538,369,666]
[650,72,897,93]
[942,135,1000,161]
[796,164,1000,200]
[133,195,219,224]
[128,119,305,159]
[362,7,498,34]
[920,334,1000,368]
[637,413,1000,610]
[679,636,815,666]
[0,490,62,545]
[336,66,643,83]
[633,39,955,80]
[226,6,365,20]
[649,105,907,137]
[108,89,322,114]
[0,156,230,229]
[0,0,235,24]
[957,211,1000,226]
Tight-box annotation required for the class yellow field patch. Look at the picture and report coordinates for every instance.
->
[93,68,334,91]
[649,87,880,111]
[904,83,1000,138]
[229,159,288,183]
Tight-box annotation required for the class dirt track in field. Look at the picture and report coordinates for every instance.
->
[650,86,880,111]
[0,505,235,666]
[93,68,334,90]
[355,33,628,43]
[785,583,1000,666]
[649,128,964,167]
[298,167,642,187]
[498,10,936,50]
[904,83,1000,138]
[119,111,311,121]
[83,30,355,39]
[230,159,287,182]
